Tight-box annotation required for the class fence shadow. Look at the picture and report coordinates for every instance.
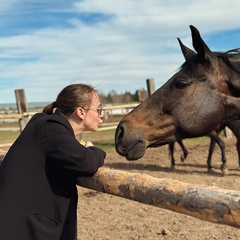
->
[104,161,240,177]
[104,162,227,176]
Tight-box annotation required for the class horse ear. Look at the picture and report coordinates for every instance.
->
[177,38,196,61]
[190,25,215,62]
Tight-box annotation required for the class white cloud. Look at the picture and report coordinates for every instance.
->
[0,0,240,102]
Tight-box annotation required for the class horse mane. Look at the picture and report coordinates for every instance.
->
[214,48,240,73]
[179,48,240,74]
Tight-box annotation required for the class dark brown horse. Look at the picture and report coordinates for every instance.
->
[173,120,240,171]
[168,140,189,168]
[115,25,240,161]
[168,131,227,173]
[170,120,240,174]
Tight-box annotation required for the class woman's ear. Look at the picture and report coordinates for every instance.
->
[76,107,85,120]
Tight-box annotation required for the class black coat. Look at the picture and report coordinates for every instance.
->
[0,113,105,240]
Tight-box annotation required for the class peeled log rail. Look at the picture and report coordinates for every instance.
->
[76,167,240,228]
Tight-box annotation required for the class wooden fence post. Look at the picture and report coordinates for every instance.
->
[146,78,155,96]
[15,89,30,132]
[137,89,148,102]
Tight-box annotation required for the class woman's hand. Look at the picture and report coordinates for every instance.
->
[85,141,94,147]
[80,140,94,147]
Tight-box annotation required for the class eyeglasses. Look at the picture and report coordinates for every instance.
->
[83,106,103,115]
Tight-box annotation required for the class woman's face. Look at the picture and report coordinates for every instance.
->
[83,92,103,132]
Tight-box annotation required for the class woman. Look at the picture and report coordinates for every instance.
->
[0,84,106,240]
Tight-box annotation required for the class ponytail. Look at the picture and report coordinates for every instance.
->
[42,102,58,115]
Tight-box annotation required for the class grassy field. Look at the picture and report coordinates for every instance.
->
[0,131,20,144]
[0,128,116,152]
[83,129,115,151]
[0,116,224,152]
[0,114,119,151]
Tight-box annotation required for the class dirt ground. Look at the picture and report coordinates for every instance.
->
[77,137,240,240]
[1,136,240,239]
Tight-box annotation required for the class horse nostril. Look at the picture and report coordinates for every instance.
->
[115,123,125,143]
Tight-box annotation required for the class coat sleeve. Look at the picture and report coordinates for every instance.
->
[40,118,106,176]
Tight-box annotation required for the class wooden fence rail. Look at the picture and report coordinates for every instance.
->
[77,167,240,228]
[0,112,34,120]
[0,157,239,228]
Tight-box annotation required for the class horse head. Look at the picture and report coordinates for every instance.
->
[115,25,240,160]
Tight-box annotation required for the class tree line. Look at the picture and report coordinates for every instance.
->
[99,89,148,104]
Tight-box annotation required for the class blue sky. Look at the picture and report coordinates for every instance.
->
[1,0,240,103]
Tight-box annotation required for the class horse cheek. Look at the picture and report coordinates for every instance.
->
[173,97,222,137]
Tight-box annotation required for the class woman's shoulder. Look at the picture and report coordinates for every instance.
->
[29,113,69,127]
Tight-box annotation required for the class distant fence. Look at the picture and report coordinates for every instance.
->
[0,102,233,138]
[0,102,139,132]
[0,85,233,138]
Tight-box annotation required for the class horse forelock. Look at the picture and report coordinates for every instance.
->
[179,54,210,73]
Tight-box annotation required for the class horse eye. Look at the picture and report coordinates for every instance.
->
[173,80,189,89]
